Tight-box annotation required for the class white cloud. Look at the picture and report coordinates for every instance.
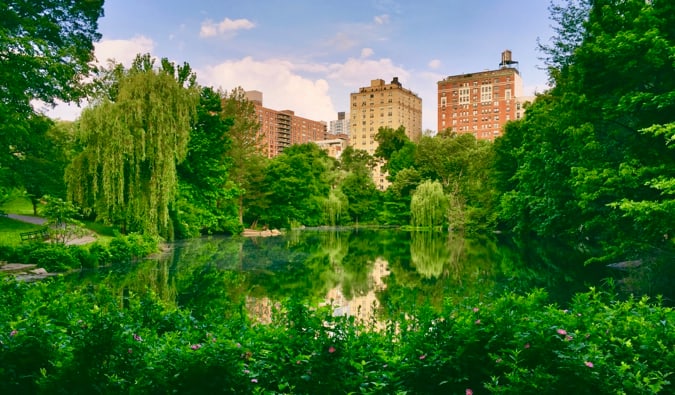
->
[198,57,336,122]
[360,48,374,58]
[200,18,255,38]
[94,35,155,67]
[428,59,441,69]
[374,14,390,25]
[326,57,409,87]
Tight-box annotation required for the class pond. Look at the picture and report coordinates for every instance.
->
[68,228,674,322]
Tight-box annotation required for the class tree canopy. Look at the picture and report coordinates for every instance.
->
[495,0,675,259]
[66,54,199,238]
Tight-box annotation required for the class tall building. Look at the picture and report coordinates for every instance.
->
[245,90,327,158]
[329,111,350,136]
[437,50,524,141]
[349,77,422,189]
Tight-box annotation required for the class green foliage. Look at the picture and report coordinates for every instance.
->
[66,54,199,238]
[39,195,85,245]
[374,125,410,162]
[0,0,103,196]
[175,86,240,238]
[495,0,675,257]
[262,143,336,228]
[1,278,673,394]
[410,180,449,229]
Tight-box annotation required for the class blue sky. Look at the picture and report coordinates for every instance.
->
[48,0,556,132]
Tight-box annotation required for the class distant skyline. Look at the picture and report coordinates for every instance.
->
[44,0,557,131]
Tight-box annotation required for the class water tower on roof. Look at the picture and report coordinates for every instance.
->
[499,49,519,70]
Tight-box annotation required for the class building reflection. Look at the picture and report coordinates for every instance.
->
[244,258,391,326]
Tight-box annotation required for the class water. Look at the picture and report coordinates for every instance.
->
[68,228,673,322]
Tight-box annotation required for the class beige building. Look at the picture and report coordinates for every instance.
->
[349,77,422,189]
[437,50,524,141]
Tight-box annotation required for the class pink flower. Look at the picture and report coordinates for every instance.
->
[585,361,594,368]
[565,335,573,341]
[243,369,250,374]
[473,307,479,312]
[419,354,426,360]
[328,346,336,353]
[475,319,481,325]
[251,378,258,383]
[296,360,302,365]
[133,333,143,342]
[190,343,202,350]
[466,389,473,395]
[9,330,17,337]
[524,343,530,349]
[557,329,567,335]
[128,348,133,354]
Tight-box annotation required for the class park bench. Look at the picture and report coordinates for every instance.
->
[19,227,50,242]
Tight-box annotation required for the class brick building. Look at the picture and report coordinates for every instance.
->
[245,90,328,158]
[437,50,527,141]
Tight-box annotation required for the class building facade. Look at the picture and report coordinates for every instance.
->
[349,77,422,189]
[437,50,524,141]
[245,90,328,158]
[329,111,350,136]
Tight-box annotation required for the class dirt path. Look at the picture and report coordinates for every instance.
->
[7,214,46,225]
[6,214,96,245]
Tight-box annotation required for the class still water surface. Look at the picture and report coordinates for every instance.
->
[69,229,670,321]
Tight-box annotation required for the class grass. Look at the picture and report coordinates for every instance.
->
[0,194,121,247]
[0,194,35,216]
[0,217,45,246]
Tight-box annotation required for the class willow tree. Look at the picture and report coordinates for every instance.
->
[410,179,448,229]
[66,54,199,237]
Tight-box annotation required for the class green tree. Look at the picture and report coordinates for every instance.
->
[8,116,73,214]
[0,0,103,114]
[221,87,266,226]
[66,54,199,238]
[175,87,239,238]
[262,143,335,228]
[0,0,103,194]
[410,179,448,229]
[374,126,409,161]
[338,147,379,224]
[496,0,675,258]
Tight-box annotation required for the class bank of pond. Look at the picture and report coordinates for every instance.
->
[1,228,674,393]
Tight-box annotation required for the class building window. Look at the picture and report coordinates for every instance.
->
[480,85,493,102]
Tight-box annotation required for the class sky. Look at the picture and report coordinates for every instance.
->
[45,0,557,132]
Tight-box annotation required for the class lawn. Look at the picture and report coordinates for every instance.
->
[0,217,44,246]
[0,194,35,216]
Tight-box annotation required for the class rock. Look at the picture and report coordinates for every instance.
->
[29,268,48,275]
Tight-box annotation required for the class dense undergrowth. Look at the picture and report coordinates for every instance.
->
[0,274,672,394]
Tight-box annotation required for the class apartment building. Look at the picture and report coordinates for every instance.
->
[329,111,350,136]
[437,50,525,141]
[349,77,422,189]
[245,90,328,158]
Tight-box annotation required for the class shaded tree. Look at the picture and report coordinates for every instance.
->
[175,87,239,238]
[0,0,104,195]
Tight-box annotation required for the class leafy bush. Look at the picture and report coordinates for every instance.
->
[27,244,78,272]
[0,278,673,394]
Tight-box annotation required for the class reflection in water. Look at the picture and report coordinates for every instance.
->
[67,229,675,325]
[326,258,390,325]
